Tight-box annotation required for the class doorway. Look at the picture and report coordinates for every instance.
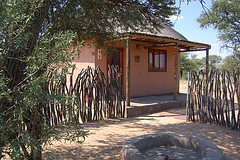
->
[107,49,124,89]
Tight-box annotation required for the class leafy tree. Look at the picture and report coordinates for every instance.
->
[200,55,222,71]
[197,0,240,54]
[180,53,223,79]
[180,53,203,79]
[0,0,178,159]
[189,54,204,71]
[221,54,240,71]
[180,53,192,73]
[180,53,191,79]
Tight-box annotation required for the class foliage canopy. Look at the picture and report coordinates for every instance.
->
[0,0,178,159]
[221,54,240,71]
[180,53,223,79]
[197,0,240,54]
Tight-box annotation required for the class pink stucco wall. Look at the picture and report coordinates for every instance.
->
[95,48,107,75]
[95,41,180,97]
[71,40,180,97]
[127,44,179,97]
[71,42,96,80]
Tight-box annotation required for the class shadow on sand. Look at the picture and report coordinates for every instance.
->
[43,108,240,160]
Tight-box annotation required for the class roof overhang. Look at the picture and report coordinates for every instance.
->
[121,33,211,52]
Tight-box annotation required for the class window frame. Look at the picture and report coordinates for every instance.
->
[148,49,167,72]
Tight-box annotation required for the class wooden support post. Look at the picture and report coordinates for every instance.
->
[126,36,131,106]
[206,48,209,83]
[174,45,179,100]
[186,71,190,122]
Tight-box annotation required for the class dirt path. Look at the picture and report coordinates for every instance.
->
[43,107,240,160]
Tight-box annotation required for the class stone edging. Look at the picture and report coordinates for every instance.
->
[122,133,222,160]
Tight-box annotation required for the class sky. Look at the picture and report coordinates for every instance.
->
[170,0,231,59]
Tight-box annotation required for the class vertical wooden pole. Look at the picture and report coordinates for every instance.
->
[206,48,209,83]
[174,45,179,100]
[186,71,190,122]
[126,36,131,106]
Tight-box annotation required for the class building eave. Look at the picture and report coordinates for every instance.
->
[119,32,211,51]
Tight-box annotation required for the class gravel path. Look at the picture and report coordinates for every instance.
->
[43,107,240,160]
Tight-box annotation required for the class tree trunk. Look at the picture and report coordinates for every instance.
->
[1,1,50,159]
[4,0,50,88]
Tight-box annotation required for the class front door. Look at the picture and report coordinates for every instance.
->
[107,49,124,87]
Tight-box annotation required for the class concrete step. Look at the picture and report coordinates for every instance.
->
[127,93,186,117]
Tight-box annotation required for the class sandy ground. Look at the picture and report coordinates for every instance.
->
[179,79,188,94]
[43,80,240,160]
[43,107,240,160]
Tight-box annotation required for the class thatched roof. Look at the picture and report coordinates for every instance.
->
[131,24,188,41]
[117,24,187,41]
[117,24,210,51]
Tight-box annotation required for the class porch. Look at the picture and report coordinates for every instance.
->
[123,33,210,106]
[127,93,186,117]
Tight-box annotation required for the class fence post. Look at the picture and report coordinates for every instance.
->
[205,48,209,85]
[186,71,190,122]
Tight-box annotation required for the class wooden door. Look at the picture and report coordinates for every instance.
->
[107,49,124,87]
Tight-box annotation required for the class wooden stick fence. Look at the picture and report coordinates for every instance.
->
[45,65,125,125]
[187,70,240,130]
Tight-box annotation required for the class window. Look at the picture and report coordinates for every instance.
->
[148,49,167,72]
